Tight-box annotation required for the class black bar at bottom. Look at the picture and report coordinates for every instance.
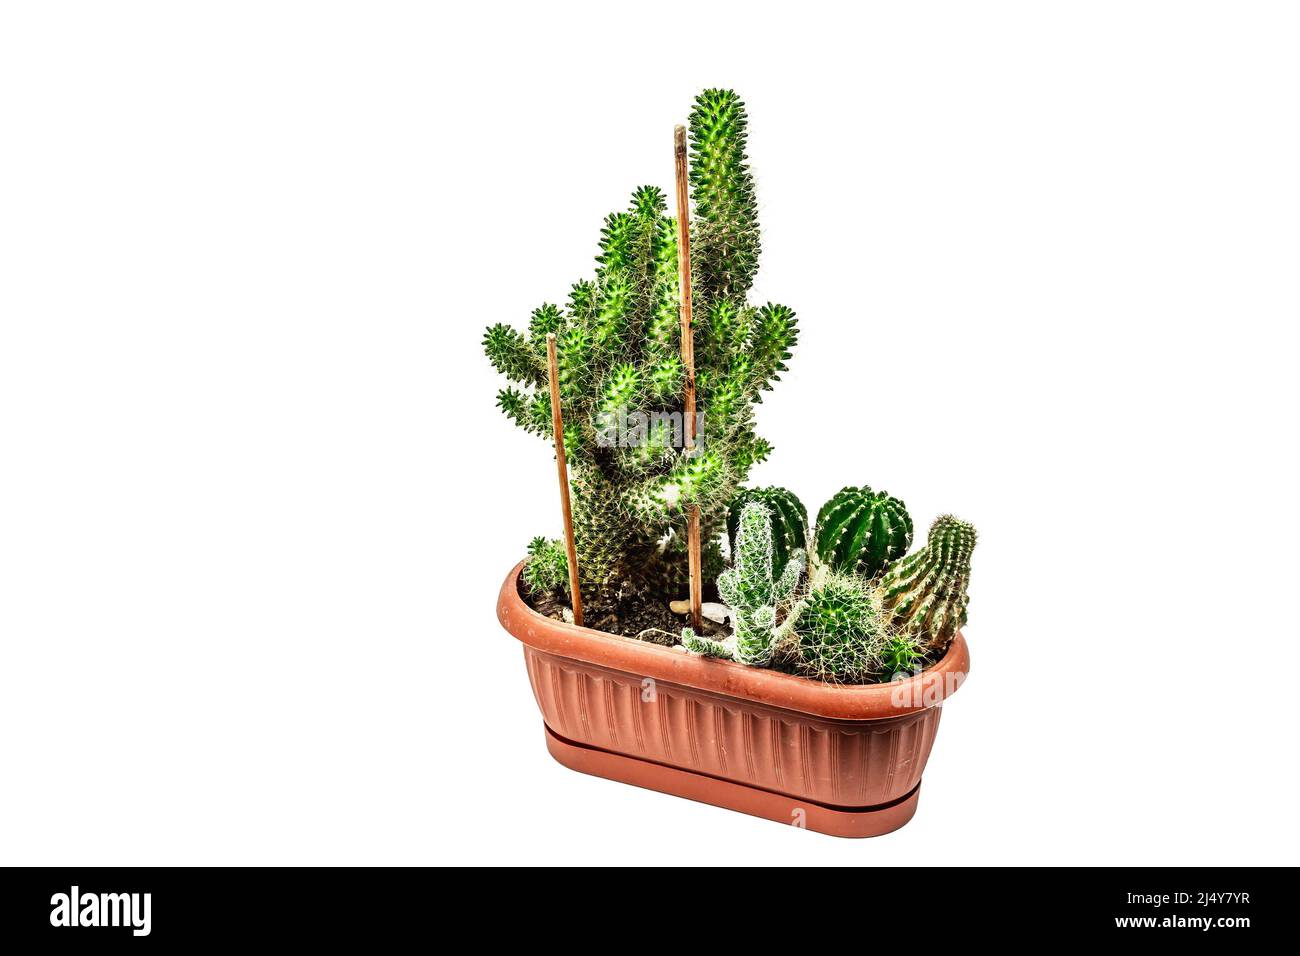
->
[0,866,1286,943]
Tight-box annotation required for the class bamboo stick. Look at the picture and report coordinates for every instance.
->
[546,333,583,627]
[674,125,703,632]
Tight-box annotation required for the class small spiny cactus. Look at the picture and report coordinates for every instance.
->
[880,515,976,652]
[814,486,913,579]
[787,571,889,684]
[682,502,804,665]
[521,536,568,596]
[879,633,929,681]
[726,486,807,579]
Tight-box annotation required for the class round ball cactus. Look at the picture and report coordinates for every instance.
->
[789,572,889,683]
[727,486,807,578]
[814,485,913,579]
[880,514,976,652]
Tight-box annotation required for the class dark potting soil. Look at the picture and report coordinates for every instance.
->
[526,586,727,644]
[523,580,943,684]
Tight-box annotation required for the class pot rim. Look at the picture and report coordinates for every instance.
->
[497,561,969,721]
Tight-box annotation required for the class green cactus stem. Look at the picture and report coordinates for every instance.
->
[683,501,803,666]
[689,89,760,304]
[726,486,807,579]
[880,515,976,653]
[681,628,731,658]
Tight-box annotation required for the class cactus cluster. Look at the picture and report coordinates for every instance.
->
[683,502,803,665]
[701,486,974,683]
[881,515,977,652]
[726,486,806,579]
[485,90,798,612]
[814,486,913,579]
[489,90,979,683]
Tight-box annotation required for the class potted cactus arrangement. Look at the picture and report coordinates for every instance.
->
[488,90,975,837]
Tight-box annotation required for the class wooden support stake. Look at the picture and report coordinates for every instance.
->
[674,125,703,632]
[546,333,583,627]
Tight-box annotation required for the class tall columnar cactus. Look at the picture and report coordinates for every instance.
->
[484,91,798,611]
[727,487,807,579]
[787,571,890,684]
[814,486,913,579]
[682,502,804,665]
[880,515,977,652]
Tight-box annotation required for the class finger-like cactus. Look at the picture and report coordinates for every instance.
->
[788,571,889,684]
[681,627,731,658]
[485,91,798,611]
[726,486,807,579]
[683,502,804,666]
[880,515,976,652]
[814,486,913,579]
[689,89,760,304]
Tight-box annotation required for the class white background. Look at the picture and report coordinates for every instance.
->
[2,2,1297,866]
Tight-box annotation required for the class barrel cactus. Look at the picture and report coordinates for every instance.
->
[682,501,804,665]
[484,90,798,613]
[880,515,976,652]
[726,487,807,579]
[814,486,913,579]
[787,571,890,684]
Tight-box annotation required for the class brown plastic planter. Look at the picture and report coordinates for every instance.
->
[497,562,970,838]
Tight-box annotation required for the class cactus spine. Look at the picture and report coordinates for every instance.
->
[880,515,976,652]
[682,502,804,665]
[726,487,807,579]
[814,486,913,579]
